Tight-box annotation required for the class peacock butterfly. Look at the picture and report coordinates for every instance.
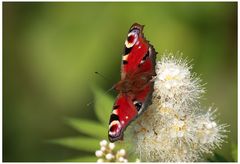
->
[108,23,157,142]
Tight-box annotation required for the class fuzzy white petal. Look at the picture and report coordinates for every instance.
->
[128,54,228,162]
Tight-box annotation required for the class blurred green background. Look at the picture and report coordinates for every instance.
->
[3,2,237,162]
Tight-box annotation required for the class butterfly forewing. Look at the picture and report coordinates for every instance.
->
[121,24,148,78]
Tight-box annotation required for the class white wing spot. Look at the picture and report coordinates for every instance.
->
[122,54,129,61]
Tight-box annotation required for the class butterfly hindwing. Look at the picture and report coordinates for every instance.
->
[108,84,152,142]
[108,84,153,142]
[108,94,137,142]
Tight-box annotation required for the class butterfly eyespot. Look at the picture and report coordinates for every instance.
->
[127,35,135,43]
[133,101,143,112]
[109,120,122,141]
[109,124,118,132]
[125,32,138,48]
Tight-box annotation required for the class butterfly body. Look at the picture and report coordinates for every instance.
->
[108,23,157,142]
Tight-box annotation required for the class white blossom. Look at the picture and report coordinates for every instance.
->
[128,53,228,162]
[118,149,126,156]
[100,146,106,152]
[97,158,103,163]
[118,157,125,162]
[100,140,108,147]
[108,142,115,150]
[95,150,103,157]
[105,153,114,160]
[123,159,128,162]
[154,54,205,113]
[95,139,133,162]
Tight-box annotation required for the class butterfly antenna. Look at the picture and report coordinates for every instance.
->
[95,71,112,81]
[85,72,116,108]
[105,85,115,94]
[85,85,115,108]
[94,71,115,93]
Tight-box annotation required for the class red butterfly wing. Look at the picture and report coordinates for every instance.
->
[108,94,137,142]
[121,23,156,79]
[108,84,152,142]
[109,23,157,142]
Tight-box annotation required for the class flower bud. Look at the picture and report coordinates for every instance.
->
[105,153,114,160]
[100,140,108,147]
[109,142,115,150]
[95,150,103,157]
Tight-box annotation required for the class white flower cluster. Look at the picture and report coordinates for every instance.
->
[129,53,228,162]
[95,140,128,162]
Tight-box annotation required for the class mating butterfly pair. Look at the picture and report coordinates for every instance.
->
[108,23,157,142]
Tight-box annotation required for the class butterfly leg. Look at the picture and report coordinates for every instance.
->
[150,75,157,82]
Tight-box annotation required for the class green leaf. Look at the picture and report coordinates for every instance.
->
[65,156,97,162]
[231,144,238,162]
[65,118,107,139]
[50,137,99,152]
[207,153,229,162]
[92,86,114,125]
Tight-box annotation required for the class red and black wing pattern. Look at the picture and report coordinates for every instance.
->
[108,23,157,142]
[108,85,152,142]
[108,95,137,141]
[121,23,156,79]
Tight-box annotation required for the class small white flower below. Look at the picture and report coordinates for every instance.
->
[95,139,139,162]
